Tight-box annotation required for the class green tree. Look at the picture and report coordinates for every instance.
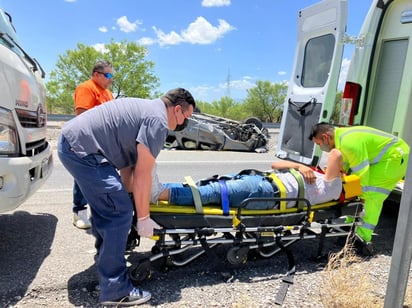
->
[330,91,343,124]
[243,81,287,122]
[46,39,159,114]
[195,97,247,121]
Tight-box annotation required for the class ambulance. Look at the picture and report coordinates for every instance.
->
[0,9,53,213]
[277,0,411,199]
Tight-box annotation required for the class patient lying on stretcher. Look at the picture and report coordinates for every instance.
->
[151,149,344,209]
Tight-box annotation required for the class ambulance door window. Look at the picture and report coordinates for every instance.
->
[301,34,335,88]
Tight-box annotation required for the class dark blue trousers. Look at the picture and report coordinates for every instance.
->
[58,135,133,302]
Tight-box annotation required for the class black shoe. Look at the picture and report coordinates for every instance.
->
[351,235,375,257]
[101,287,151,306]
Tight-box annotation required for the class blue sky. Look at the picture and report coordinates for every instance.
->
[0,0,371,102]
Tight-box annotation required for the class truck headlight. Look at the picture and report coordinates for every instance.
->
[0,107,19,155]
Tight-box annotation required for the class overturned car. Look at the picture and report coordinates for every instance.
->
[165,112,269,152]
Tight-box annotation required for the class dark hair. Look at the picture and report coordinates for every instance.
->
[308,122,334,140]
[163,88,196,110]
[92,60,112,74]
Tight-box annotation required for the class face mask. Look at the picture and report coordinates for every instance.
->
[319,143,331,152]
[319,135,331,152]
[174,118,188,131]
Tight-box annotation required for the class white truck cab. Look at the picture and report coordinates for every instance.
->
[277,0,411,200]
[0,9,53,213]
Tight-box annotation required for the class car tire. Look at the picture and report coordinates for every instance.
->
[244,117,263,129]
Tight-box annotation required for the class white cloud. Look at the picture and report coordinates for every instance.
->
[93,43,108,53]
[182,17,234,44]
[64,0,77,2]
[138,37,155,46]
[116,16,141,33]
[226,78,256,90]
[154,16,235,46]
[202,0,231,7]
[278,71,287,76]
[98,26,108,33]
[153,28,184,46]
[191,85,220,101]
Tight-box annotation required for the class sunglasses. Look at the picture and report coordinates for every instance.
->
[96,71,113,79]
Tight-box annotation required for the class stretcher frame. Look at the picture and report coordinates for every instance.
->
[129,175,364,284]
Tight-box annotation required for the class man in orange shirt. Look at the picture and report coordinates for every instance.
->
[72,60,114,229]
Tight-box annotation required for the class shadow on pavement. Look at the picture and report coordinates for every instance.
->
[67,264,99,307]
[0,211,57,307]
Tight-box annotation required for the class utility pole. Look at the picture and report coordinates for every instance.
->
[384,150,412,308]
[226,67,231,98]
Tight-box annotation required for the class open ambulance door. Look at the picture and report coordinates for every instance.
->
[276,0,347,166]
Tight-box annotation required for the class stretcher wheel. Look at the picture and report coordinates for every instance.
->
[226,246,249,265]
[129,260,151,283]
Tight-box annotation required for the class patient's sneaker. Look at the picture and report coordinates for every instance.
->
[73,209,91,229]
[101,287,151,306]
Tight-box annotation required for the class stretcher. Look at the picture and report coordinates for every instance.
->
[129,173,364,289]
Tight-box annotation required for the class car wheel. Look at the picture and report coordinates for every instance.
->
[244,117,263,129]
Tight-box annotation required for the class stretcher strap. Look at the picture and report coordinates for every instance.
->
[289,168,305,211]
[184,176,203,214]
[267,173,287,211]
[218,180,230,215]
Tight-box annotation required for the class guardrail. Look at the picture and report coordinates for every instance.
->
[47,114,280,129]
[48,114,75,121]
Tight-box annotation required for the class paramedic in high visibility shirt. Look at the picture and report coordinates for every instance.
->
[309,122,409,249]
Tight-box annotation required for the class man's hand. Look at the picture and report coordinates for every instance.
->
[297,165,316,184]
[137,215,162,238]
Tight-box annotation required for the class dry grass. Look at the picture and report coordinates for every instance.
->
[320,241,412,308]
[320,243,383,308]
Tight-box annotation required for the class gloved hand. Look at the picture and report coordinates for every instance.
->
[137,215,162,238]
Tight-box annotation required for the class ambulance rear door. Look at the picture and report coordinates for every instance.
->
[277,0,347,165]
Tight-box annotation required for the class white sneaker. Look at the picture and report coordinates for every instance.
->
[73,209,91,229]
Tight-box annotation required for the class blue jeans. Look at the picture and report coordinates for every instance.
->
[58,135,133,302]
[166,174,277,209]
[73,180,87,213]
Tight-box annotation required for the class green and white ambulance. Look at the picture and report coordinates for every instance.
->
[277,0,411,199]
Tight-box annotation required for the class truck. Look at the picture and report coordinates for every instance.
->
[0,9,53,213]
[277,0,411,200]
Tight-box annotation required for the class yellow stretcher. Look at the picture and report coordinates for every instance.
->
[130,174,364,287]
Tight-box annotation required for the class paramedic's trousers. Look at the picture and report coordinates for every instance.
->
[357,146,409,243]
[58,135,133,302]
[165,174,277,209]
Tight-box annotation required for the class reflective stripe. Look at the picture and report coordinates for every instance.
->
[339,127,399,172]
[370,139,398,164]
[360,222,376,231]
[351,160,370,173]
[340,127,397,142]
[218,180,230,216]
[362,186,392,195]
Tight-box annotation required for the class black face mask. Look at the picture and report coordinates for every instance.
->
[174,118,189,131]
